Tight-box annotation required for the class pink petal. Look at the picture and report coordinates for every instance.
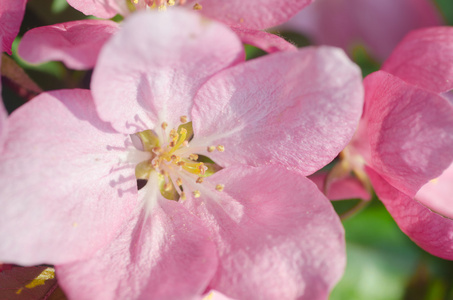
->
[415,163,453,219]
[57,188,217,300]
[230,26,297,53]
[66,0,128,18]
[367,167,453,260]
[282,0,442,61]
[0,0,27,54]
[191,46,364,176]
[382,27,453,93]
[92,10,245,134]
[0,90,140,265]
[364,71,453,197]
[198,0,314,30]
[18,20,119,70]
[309,172,371,201]
[185,165,345,299]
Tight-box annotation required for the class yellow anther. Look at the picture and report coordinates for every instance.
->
[180,115,188,123]
[196,177,204,184]
[169,129,178,139]
[216,184,225,192]
[180,192,187,200]
[169,140,176,147]
[152,146,162,154]
[161,122,168,130]
[177,161,186,167]
[164,182,172,191]
[152,159,160,168]
[176,178,183,186]
[171,154,178,161]
[193,3,202,10]
[207,146,215,152]
[198,163,206,175]
[132,0,138,4]
[158,4,167,11]
[193,190,201,198]
[189,154,199,161]
[180,128,187,135]
[216,145,225,152]
[167,0,175,5]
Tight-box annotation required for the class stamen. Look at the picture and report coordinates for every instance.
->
[216,145,225,152]
[189,154,198,161]
[169,141,176,147]
[180,115,188,123]
[215,184,224,192]
[152,146,162,154]
[196,177,204,184]
[198,163,207,175]
[161,122,168,130]
[207,146,215,152]
[193,3,202,10]
[193,190,201,198]
[177,161,186,167]
[167,0,175,5]
[164,182,172,191]
[176,178,183,186]
[180,192,187,200]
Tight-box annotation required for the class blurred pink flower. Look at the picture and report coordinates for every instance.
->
[18,0,315,68]
[324,27,453,259]
[0,11,364,299]
[281,0,443,61]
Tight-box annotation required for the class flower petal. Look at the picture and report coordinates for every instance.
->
[92,10,245,134]
[367,167,453,260]
[0,0,27,54]
[18,20,119,70]
[57,183,217,300]
[191,46,364,176]
[364,71,453,197]
[185,165,345,299]
[230,27,297,53]
[415,163,453,219]
[0,90,141,265]
[66,0,128,19]
[198,0,314,30]
[382,27,453,93]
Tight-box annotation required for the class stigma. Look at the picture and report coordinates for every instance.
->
[132,116,223,201]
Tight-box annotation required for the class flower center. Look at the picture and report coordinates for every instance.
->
[132,116,223,201]
[129,0,202,11]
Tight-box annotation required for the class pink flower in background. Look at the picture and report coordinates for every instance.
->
[0,0,27,54]
[17,0,314,69]
[0,10,364,299]
[323,27,453,259]
[281,0,443,61]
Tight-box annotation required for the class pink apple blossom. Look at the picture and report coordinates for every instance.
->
[280,0,443,61]
[0,0,27,54]
[0,10,364,299]
[323,27,453,259]
[17,0,311,69]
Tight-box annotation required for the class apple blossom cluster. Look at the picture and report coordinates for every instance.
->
[0,0,452,299]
